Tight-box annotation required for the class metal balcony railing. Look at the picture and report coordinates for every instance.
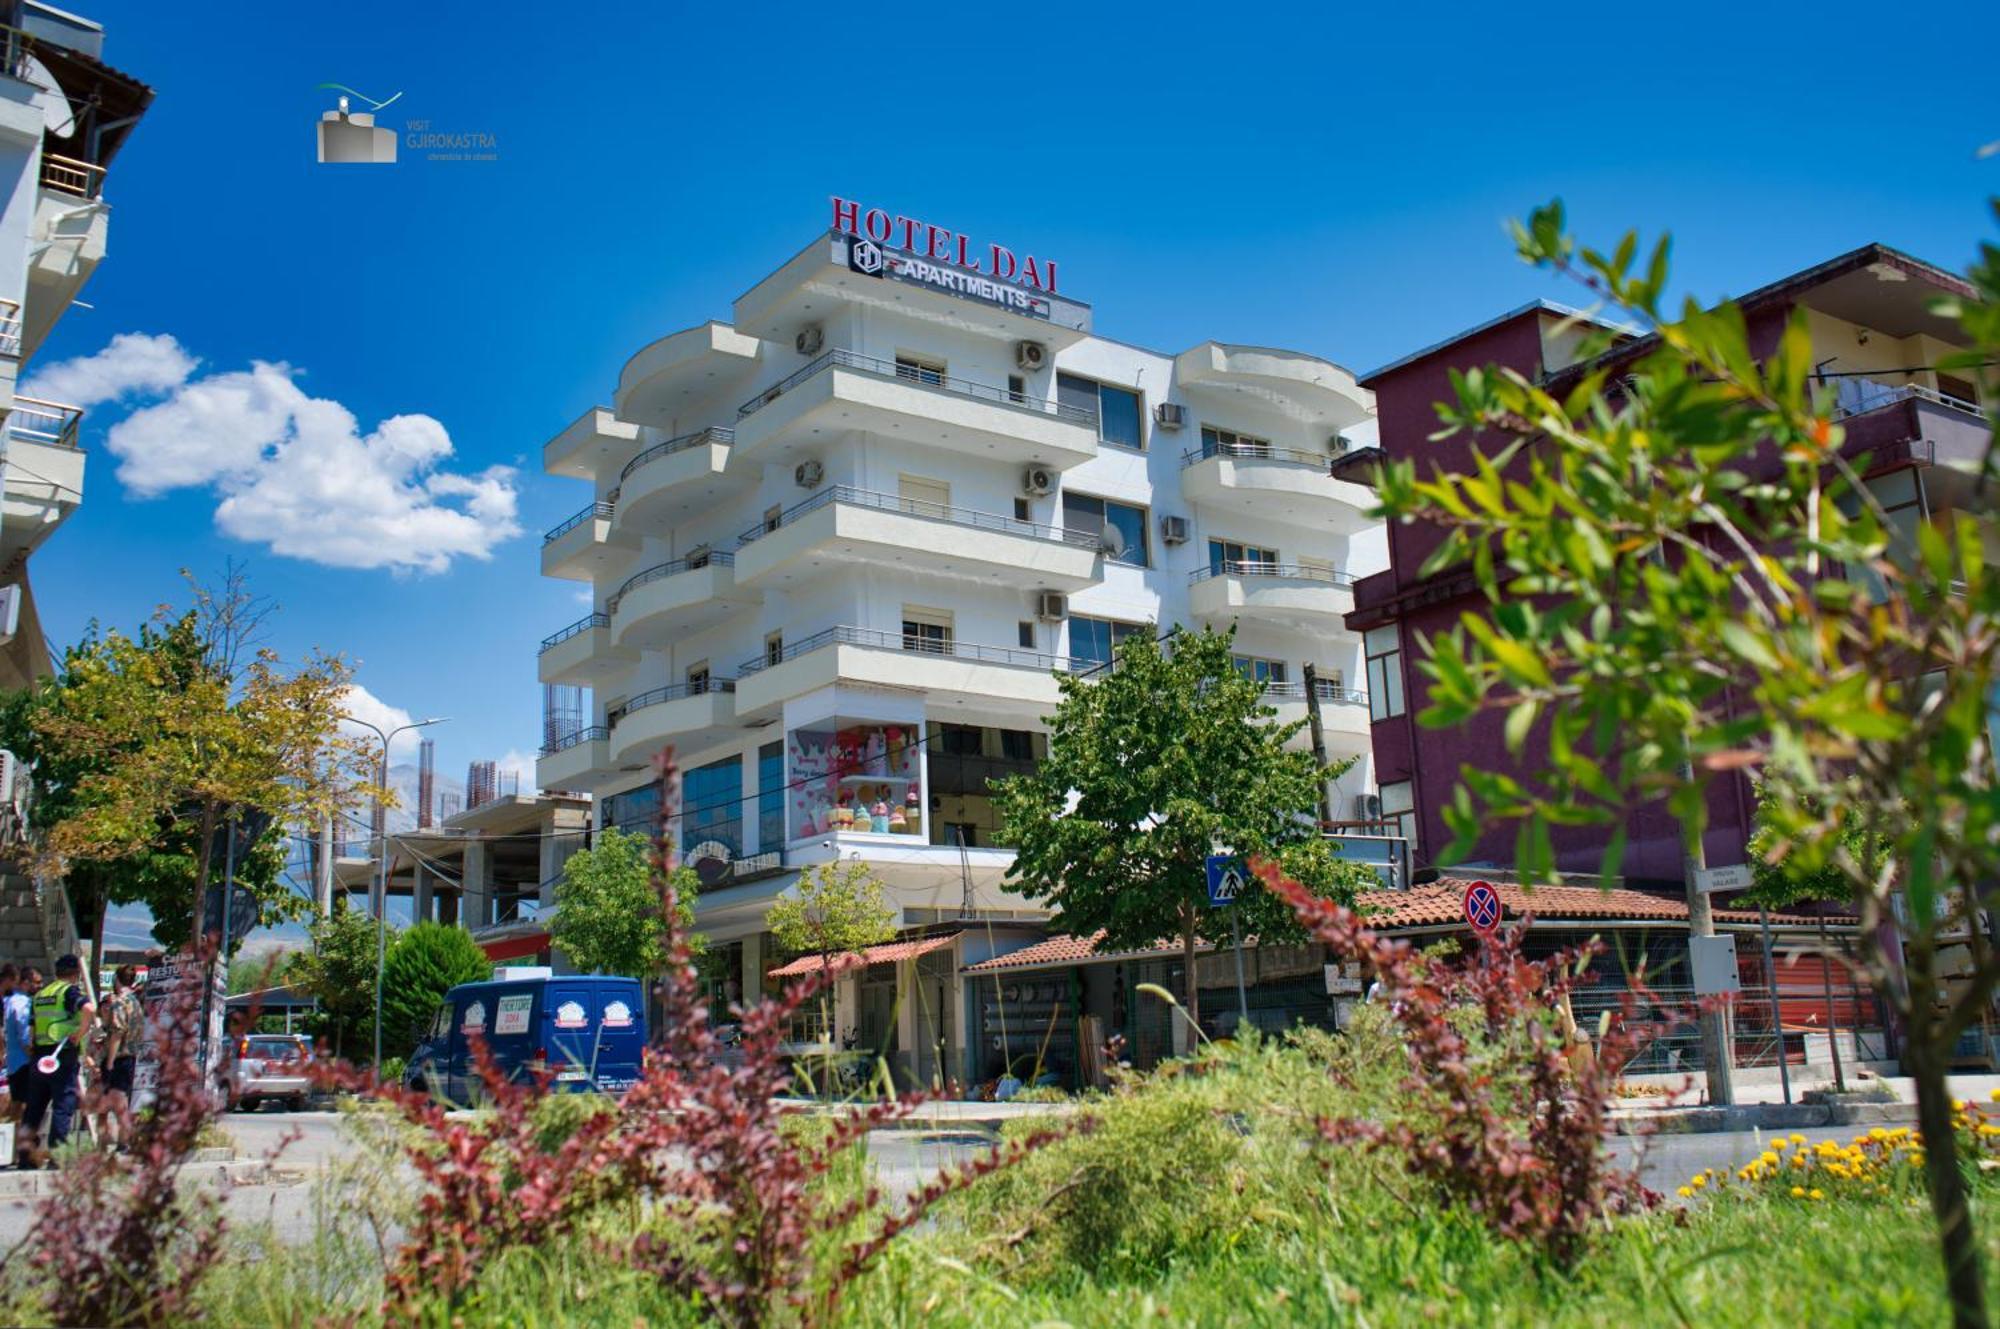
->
[1262,680,1369,707]
[608,550,736,613]
[1830,377,1982,420]
[739,624,1078,677]
[7,397,83,451]
[1182,439,1337,472]
[0,297,20,358]
[542,499,615,544]
[539,613,608,653]
[737,484,1101,548]
[736,347,1097,426]
[41,153,104,200]
[607,678,736,726]
[1189,561,1354,586]
[618,425,735,484]
[540,725,608,757]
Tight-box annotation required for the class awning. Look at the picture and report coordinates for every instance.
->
[767,933,958,979]
[480,929,551,963]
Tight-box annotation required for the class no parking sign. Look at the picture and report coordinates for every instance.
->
[1462,880,1502,937]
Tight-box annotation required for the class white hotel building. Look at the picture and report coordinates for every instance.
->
[536,210,1385,1069]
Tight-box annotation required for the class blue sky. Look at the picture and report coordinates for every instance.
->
[31,0,2000,795]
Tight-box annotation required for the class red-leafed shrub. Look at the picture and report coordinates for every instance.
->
[1255,858,1657,1267]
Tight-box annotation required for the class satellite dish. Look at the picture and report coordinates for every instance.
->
[1098,524,1126,558]
[20,56,74,137]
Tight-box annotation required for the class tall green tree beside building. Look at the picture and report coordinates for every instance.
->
[550,827,701,980]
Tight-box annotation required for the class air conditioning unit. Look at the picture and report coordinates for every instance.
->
[1330,432,1351,456]
[1021,465,1055,496]
[1159,515,1190,545]
[794,459,824,489]
[795,325,824,356]
[1154,402,1186,429]
[1015,340,1048,372]
[1355,793,1383,821]
[1036,591,1068,622]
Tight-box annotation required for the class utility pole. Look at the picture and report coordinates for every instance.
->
[315,811,335,917]
[1678,774,1736,1106]
[1301,662,1335,826]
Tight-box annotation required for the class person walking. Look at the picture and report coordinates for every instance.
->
[90,965,141,1148]
[21,955,94,1163]
[5,964,35,1102]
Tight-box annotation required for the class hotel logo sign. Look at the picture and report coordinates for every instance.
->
[847,237,886,276]
[831,195,1082,326]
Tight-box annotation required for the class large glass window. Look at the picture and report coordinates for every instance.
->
[1058,372,1143,450]
[1378,780,1415,839]
[682,755,743,881]
[757,740,784,851]
[901,605,954,654]
[787,719,924,840]
[601,782,661,837]
[1069,614,1142,669]
[1365,625,1406,722]
[1200,425,1272,458]
[1233,655,1288,686]
[1210,539,1278,575]
[1063,492,1150,567]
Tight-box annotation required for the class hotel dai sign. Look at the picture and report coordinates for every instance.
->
[830,195,1064,321]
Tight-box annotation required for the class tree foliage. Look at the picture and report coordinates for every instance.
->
[765,858,898,962]
[994,626,1369,1032]
[550,827,700,978]
[291,901,386,1060]
[379,922,492,1057]
[1374,197,2000,1327]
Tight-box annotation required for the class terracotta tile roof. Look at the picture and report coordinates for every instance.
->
[766,933,958,978]
[1358,877,1833,930]
[964,931,1195,974]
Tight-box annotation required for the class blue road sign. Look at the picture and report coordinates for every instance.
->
[1462,879,1502,935]
[1205,854,1247,908]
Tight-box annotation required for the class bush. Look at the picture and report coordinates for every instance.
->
[378,921,491,1057]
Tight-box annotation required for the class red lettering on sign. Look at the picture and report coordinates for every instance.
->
[989,244,1017,281]
[1020,255,1042,290]
[956,232,975,270]
[897,215,923,250]
[830,197,859,235]
[1041,259,1058,295]
[863,209,891,243]
[927,225,952,260]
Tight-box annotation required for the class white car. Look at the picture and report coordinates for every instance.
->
[229,1034,314,1112]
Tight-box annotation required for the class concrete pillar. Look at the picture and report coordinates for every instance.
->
[315,813,334,917]
[541,803,588,910]
[411,863,433,924]
[741,932,765,1001]
[895,957,922,1088]
[462,840,491,929]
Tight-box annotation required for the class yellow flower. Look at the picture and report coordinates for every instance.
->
[1978,1124,2000,1137]
[1790,1133,1807,1144]
[1677,1186,1694,1198]
[1810,1189,1826,1201]
[1869,1128,1889,1141]
[1790,1186,1806,1198]
[1989,1088,2000,1103]
[1692,1174,1708,1188]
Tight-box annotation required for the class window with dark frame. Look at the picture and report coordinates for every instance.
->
[1058,372,1143,450]
[895,354,946,386]
[1063,492,1150,567]
[1365,625,1406,722]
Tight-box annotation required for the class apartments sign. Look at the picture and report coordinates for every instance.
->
[831,196,1060,293]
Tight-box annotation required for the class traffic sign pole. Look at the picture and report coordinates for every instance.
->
[1230,901,1248,1032]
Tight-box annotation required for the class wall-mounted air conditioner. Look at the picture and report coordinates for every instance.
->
[794,459,824,488]
[1159,515,1190,545]
[1016,340,1048,371]
[1036,591,1068,622]
[795,325,824,356]
[1022,466,1055,496]
[1154,402,1186,428]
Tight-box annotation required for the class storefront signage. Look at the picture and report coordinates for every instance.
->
[494,994,533,1035]
[832,196,1059,294]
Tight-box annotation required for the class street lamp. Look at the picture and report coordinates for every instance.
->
[341,712,448,1071]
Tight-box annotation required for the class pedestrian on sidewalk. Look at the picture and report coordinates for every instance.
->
[21,955,94,1165]
[5,964,36,1111]
[89,965,140,1148]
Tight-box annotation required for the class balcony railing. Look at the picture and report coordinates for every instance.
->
[7,397,83,451]
[41,153,104,200]
[736,347,1097,426]
[1181,439,1337,472]
[542,499,616,544]
[0,297,20,358]
[540,612,608,653]
[1262,680,1369,707]
[618,426,735,484]
[737,484,1101,548]
[739,624,1078,677]
[607,678,737,726]
[540,725,608,757]
[1830,377,1982,420]
[1189,561,1354,587]
[608,550,736,613]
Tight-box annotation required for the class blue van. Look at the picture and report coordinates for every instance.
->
[403,974,646,1104]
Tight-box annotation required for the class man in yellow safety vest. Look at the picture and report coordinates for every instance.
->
[21,954,94,1160]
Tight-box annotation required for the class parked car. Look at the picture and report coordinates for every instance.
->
[403,974,646,1105]
[229,1034,314,1112]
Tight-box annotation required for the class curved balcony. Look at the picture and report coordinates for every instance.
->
[608,680,739,765]
[1173,342,1372,428]
[733,485,1101,592]
[545,406,641,481]
[1188,562,1355,630]
[616,321,763,424]
[607,552,751,650]
[733,349,1097,469]
[613,426,745,535]
[537,726,612,794]
[1262,681,1373,754]
[1180,440,1377,534]
[538,613,637,686]
[734,625,1070,722]
[541,498,640,581]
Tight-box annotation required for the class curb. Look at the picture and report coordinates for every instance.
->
[0,1157,270,1198]
[1614,1101,1915,1135]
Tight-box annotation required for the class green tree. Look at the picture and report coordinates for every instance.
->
[292,902,386,1060]
[550,827,701,979]
[766,858,898,1044]
[379,922,491,1058]
[1376,199,2000,1325]
[994,626,1367,1035]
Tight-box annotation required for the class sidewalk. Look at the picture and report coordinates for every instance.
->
[779,1096,1072,1134]
[1612,1070,2000,1135]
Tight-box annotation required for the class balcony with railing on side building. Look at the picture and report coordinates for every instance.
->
[536,611,636,688]
[733,623,1076,719]
[40,152,104,200]
[1188,559,1356,628]
[1179,431,1378,531]
[6,396,83,450]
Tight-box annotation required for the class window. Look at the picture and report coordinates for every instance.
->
[1070,614,1142,668]
[764,631,784,668]
[758,740,785,850]
[1200,425,1271,458]
[898,474,950,515]
[1209,539,1278,575]
[1007,374,1026,404]
[683,755,743,866]
[1013,497,1031,521]
[940,724,984,757]
[999,728,1036,761]
[1058,372,1143,450]
[945,822,980,848]
[1365,625,1406,722]
[1378,780,1415,839]
[902,605,953,654]
[1017,621,1036,649]
[686,662,710,694]
[895,354,946,386]
[1063,492,1150,567]
[1233,655,1289,686]
[763,504,782,535]
[601,782,662,837]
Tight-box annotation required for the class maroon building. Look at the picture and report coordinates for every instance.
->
[1342,245,1983,885]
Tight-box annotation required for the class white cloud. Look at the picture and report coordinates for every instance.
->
[32,333,522,574]
[337,684,424,757]
[22,331,197,406]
